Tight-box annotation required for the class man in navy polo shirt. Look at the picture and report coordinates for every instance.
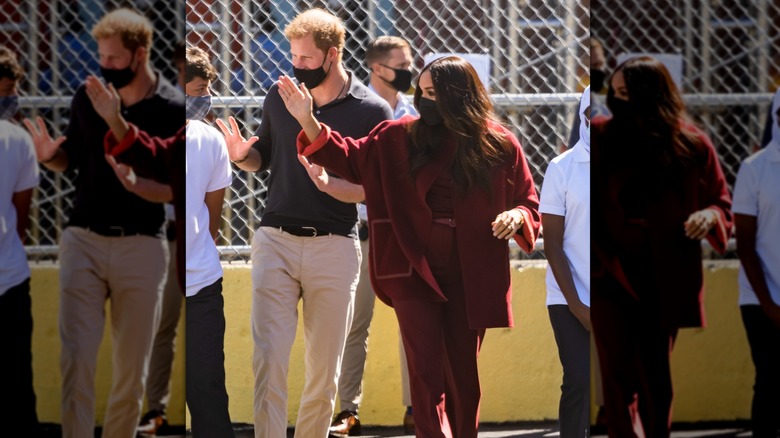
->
[218,8,392,438]
[23,8,183,438]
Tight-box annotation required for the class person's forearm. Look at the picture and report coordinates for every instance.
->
[106,114,130,143]
[130,179,173,203]
[41,148,68,172]
[738,245,775,309]
[300,113,323,144]
[546,244,584,308]
[233,148,263,172]
[322,178,365,203]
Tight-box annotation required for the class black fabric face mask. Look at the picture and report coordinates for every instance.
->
[606,93,632,120]
[101,53,137,89]
[591,69,607,93]
[418,97,443,126]
[293,56,332,89]
[379,65,413,92]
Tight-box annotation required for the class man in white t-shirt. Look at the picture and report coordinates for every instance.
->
[733,87,780,438]
[181,46,235,437]
[539,86,590,438]
[330,35,419,436]
[0,46,40,434]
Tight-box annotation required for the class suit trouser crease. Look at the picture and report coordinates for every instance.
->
[394,222,484,438]
[592,276,677,438]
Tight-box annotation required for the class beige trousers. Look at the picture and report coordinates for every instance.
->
[251,227,360,438]
[59,227,167,438]
[145,239,182,412]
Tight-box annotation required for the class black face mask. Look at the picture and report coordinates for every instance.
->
[606,93,632,120]
[418,97,443,126]
[379,64,413,92]
[101,52,138,89]
[293,56,332,89]
[591,69,607,93]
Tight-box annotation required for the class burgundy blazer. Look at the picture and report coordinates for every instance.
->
[104,123,186,290]
[591,116,733,328]
[298,116,540,329]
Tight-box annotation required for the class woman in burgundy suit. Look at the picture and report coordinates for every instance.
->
[591,56,732,437]
[277,56,540,438]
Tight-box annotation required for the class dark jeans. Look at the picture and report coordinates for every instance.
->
[186,278,235,438]
[741,305,780,438]
[0,278,39,434]
[549,305,590,438]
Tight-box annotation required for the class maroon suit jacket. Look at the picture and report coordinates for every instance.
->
[591,116,732,328]
[298,116,540,329]
[104,124,186,290]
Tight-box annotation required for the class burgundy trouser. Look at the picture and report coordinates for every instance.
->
[592,275,678,438]
[393,221,485,438]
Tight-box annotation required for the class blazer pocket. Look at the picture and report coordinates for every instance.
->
[370,219,413,279]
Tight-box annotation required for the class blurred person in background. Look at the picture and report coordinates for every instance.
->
[591,56,732,438]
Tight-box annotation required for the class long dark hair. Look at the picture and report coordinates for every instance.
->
[607,56,705,165]
[407,56,513,193]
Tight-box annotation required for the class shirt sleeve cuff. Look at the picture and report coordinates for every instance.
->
[296,123,331,156]
[104,124,139,156]
[705,207,730,254]
[513,207,537,253]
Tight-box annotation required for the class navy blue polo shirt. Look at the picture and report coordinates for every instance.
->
[61,73,184,235]
[255,73,393,237]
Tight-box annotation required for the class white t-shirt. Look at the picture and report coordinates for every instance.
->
[538,143,590,307]
[0,120,40,295]
[186,120,232,297]
[732,140,780,306]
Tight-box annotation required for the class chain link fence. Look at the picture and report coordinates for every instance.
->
[1,0,184,260]
[187,0,590,262]
[593,0,780,259]
[593,0,780,186]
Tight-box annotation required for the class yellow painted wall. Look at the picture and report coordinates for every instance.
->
[30,261,752,428]
[29,264,186,426]
[221,260,753,426]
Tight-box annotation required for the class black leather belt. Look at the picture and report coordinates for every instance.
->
[84,225,162,238]
[277,225,332,237]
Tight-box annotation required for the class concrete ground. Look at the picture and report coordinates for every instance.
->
[35,420,754,437]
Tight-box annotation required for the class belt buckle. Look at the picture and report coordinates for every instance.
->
[301,226,318,237]
[109,226,125,237]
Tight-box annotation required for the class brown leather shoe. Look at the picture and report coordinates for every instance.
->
[329,410,361,436]
[403,411,415,435]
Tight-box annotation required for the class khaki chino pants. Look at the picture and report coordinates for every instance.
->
[251,226,360,438]
[59,227,167,438]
